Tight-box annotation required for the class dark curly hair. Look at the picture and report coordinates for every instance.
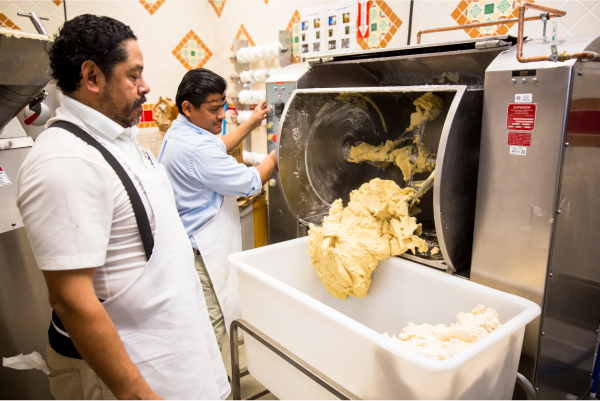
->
[176,68,227,114]
[49,14,137,93]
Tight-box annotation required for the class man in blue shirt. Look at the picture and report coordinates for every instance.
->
[158,68,276,350]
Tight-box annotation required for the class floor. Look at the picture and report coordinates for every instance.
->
[221,336,278,400]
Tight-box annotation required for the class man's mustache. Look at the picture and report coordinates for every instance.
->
[133,95,147,109]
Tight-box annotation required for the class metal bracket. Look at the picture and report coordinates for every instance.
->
[17,11,49,35]
[540,12,549,40]
[230,319,360,400]
[516,372,537,400]
[27,90,47,114]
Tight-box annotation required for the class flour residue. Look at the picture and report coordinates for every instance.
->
[336,93,387,133]
[383,304,502,361]
[307,178,427,300]
[438,72,460,84]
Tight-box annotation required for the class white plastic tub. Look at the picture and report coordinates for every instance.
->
[228,237,540,400]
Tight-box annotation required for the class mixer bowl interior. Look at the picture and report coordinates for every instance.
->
[280,88,456,232]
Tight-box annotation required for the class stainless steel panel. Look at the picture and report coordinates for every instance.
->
[304,35,511,62]
[0,31,52,131]
[535,59,600,399]
[267,173,300,244]
[0,146,31,234]
[240,204,255,251]
[470,37,595,385]
[312,48,503,87]
[265,66,309,245]
[0,227,52,399]
[0,136,33,150]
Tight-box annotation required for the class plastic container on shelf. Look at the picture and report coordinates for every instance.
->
[228,237,541,400]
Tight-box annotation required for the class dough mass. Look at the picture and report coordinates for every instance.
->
[349,141,436,182]
[347,92,442,180]
[384,304,502,360]
[307,178,428,300]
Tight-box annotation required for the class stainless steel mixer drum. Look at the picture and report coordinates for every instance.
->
[278,85,483,272]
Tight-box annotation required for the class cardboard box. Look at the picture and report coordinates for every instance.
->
[227,141,244,163]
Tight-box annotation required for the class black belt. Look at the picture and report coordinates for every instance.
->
[47,121,155,359]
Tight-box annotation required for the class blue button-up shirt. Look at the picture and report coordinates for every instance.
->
[158,114,261,249]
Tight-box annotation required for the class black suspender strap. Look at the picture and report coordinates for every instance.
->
[46,121,155,360]
[50,121,154,260]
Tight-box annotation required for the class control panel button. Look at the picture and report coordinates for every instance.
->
[273,102,284,117]
[267,122,272,129]
[272,134,277,142]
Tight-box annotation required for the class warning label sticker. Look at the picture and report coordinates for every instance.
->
[507,104,537,131]
[510,146,527,156]
[0,166,11,186]
[508,132,531,146]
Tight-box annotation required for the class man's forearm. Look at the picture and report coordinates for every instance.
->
[51,296,157,399]
[221,121,253,152]
[256,153,276,185]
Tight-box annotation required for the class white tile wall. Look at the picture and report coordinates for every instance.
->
[1,0,598,143]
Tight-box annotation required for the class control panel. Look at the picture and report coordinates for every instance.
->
[266,83,295,154]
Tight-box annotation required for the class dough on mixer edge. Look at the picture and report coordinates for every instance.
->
[406,91,444,132]
[308,178,428,300]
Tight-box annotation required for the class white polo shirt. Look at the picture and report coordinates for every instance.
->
[16,94,156,301]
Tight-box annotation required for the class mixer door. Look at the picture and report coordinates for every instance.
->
[277,86,483,272]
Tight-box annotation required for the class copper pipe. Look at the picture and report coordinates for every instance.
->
[517,1,599,63]
[416,15,559,45]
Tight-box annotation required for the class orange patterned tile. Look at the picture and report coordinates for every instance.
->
[457,0,469,11]
[53,0,63,6]
[264,0,268,3]
[0,13,20,30]
[209,0,226,17]
[173,30,213,71]
[356,0,402,50]
[286,10,301,63]
[139,0,165,15]
[231,24,255,51]
[450,0,534,38]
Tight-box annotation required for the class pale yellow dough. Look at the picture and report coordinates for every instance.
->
[347,92,442,180]
[349,141,436,181]
[383,305,502,361]
[406,91,444,132]
[307,178,428,300]
[430,246,440,255]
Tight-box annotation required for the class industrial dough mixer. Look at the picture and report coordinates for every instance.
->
[264,4,600,397]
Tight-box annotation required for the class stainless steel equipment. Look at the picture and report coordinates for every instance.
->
[267,4,600,397]
[471,34,600,399]
[0,22,53,399]
[267,36,508,272]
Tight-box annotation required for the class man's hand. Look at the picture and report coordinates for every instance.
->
[43,268,161,400]
[221,100,271,152]
[256,150,277,185]
[247,101,270,129]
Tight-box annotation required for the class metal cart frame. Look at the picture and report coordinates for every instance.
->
[230,319,536,400]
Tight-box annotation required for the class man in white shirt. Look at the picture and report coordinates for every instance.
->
[16,14,229,400]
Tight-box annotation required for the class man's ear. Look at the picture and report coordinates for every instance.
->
[80,60,105,95]
[181,100,193,118]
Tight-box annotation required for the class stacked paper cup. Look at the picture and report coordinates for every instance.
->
[238,89,266,105]
[236,42,283,63]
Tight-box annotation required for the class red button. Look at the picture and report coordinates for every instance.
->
[272,134,277,142]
